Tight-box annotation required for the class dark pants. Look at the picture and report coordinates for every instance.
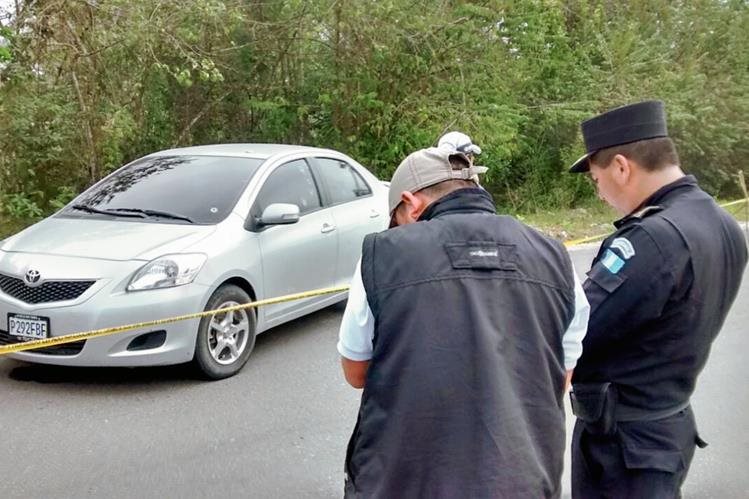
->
[571,407,702,499]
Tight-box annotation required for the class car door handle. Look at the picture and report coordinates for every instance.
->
[369,209,380,218]
[320,223,336,234]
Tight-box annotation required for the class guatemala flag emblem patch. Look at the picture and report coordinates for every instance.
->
[601,249,626,274]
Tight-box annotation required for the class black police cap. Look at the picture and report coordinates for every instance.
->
[569,100,669,173]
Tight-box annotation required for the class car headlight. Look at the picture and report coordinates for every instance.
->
[127,253,207,291]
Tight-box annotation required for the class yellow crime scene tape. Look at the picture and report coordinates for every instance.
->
[0,285,349,356]
[1,196,746,357]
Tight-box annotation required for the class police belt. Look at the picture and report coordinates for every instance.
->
[571,382,691,428]
[615,400,691,422]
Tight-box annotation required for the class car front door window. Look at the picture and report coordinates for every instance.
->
[254,159,322,216]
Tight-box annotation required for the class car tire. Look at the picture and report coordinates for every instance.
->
[193,284,257,380]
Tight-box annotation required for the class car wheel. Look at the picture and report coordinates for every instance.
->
[193,284,257,380]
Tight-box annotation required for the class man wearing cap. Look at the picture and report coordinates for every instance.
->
[567,100,748,498]
[337,147,590,497]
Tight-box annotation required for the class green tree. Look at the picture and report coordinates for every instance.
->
[1,0,747,221]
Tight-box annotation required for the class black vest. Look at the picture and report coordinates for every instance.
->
[345,189,576,498]
[574,176,748,415]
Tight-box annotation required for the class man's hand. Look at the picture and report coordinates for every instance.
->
[341,357,370,389]
[565,369,573,393]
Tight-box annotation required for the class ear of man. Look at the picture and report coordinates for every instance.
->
[611,154,633,187]
[399,190,431,223]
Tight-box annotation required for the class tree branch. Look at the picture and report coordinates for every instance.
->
[173,90,232,147]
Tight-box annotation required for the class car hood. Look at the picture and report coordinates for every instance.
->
[0,217,217,261]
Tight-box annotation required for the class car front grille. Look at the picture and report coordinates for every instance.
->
[0,273,96,304]
[0,330,85,356]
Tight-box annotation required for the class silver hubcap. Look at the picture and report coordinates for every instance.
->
[207,301,249,365]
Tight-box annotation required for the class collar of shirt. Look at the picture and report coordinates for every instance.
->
[614,174,698,229]
[418,188,496,222]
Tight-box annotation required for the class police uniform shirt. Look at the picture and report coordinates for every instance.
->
[576,204,685,364]
[573,174,748,414]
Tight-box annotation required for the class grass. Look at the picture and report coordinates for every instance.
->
[527,198,749,245]
[520,198,748,245]
[513,201,619,244]
[718,198,749,223]
[2,199,747,245]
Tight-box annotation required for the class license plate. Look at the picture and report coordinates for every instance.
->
[7,313,50,340]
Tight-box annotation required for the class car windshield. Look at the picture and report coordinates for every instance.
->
[62,155,264,224]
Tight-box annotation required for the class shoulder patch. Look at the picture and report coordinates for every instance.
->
[610,237,636,259]
[601,249,625,274]
[600,236,636,274]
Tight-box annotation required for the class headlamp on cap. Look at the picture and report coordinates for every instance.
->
[438,131,482,156]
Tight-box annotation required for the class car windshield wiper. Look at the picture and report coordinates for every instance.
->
[109,208,194,223]
[69,204,145,218]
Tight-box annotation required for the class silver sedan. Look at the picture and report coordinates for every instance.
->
[0,144,388,378]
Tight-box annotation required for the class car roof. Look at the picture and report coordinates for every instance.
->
[148,143,342,160]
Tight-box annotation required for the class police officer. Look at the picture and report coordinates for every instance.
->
[338,147,590,497]
[568,100,748,498]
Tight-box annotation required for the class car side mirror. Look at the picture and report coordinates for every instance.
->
[258,203,300,226]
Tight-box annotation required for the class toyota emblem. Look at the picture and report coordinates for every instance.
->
[25,269,42,286]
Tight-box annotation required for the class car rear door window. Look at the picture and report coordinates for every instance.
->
[254,160,322,216]
[314,158,372,206]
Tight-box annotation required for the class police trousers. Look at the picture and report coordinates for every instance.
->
[571,406,703,499]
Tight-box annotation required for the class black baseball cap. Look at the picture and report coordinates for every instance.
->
[569,100,669,173]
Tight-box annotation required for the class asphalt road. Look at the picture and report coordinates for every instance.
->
[1,245,747,498]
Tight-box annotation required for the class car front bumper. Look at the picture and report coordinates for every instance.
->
[0,280,210,367]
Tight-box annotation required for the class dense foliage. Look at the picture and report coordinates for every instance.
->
[1,0,747,220]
